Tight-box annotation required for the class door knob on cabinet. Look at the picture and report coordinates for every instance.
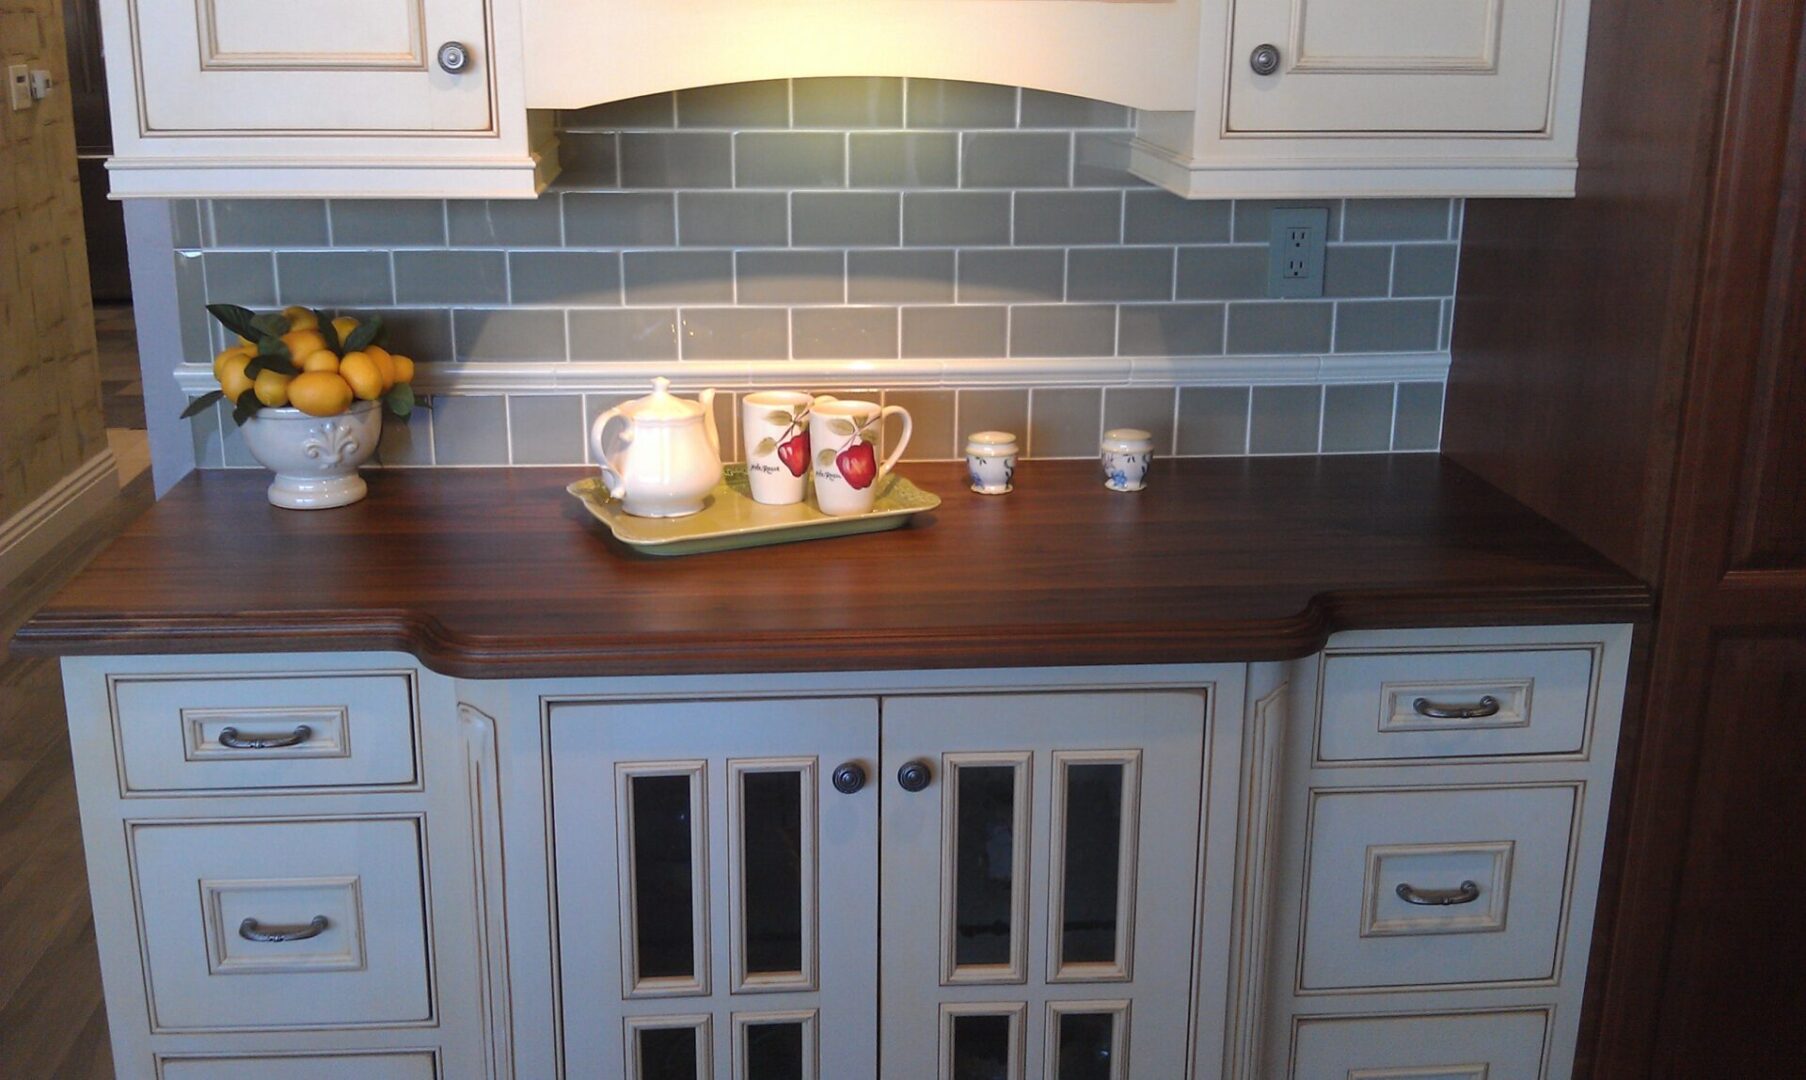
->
[1250,43,1282,76]
[832,762,867,794]
[437,41,473,74]
[897,760,933,792]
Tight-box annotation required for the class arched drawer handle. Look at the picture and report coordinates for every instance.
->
[238,914,329,943]
[217,724,312,750]
[1396,880,1481,906]
[1412,695,1501,720]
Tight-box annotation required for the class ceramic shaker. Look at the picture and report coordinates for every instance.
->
[965,431,1019,495]
[1101,428,1154,492]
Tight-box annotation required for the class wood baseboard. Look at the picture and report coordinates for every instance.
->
[0,452,120,593]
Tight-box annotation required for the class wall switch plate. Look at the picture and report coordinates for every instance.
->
[1267,207,1329,298]
[8,65,32,111]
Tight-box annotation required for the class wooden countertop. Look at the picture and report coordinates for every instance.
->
[11,457,1650,677]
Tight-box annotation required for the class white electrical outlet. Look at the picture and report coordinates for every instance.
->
[8,64,32,111]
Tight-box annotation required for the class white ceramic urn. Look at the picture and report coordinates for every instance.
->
[589,378,723,518]
[237,400,383,509]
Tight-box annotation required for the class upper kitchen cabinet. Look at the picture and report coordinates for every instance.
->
[1133,0,1593,197]
[97,0,554,197]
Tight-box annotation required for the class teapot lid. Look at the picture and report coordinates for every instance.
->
[623,377,706,422]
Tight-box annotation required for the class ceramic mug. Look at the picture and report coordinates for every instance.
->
[810,399,912,516]
[742,391,833,505]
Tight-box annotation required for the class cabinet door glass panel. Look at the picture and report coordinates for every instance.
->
[552,699,878,1078]
[1048,1002,1130,1080]
[635,1022,705,1080]
[883,693,1207,1079]
[943,1004,1026,1080]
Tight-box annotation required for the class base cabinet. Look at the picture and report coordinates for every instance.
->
[56,624,1628,1078]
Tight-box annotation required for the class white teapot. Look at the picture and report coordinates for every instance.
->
[589,377,722,518]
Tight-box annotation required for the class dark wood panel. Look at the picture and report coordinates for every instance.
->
[8,457,1649,678]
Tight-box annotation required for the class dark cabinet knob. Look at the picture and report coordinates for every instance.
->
[831,762,867,794]
[897,760,932,792]
[1250,43,1282,76]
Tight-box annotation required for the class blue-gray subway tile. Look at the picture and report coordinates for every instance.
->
[791,192,899,246]
[1392,243,1460,297]
[343,309,453,363]
[1068,248,1173,302]
[509,251,622,305]
[1020,90,1131,129]
[680,308,789,360]
[449,198,564,246]
[454,309,567,361]
[1176,386,1250,455]
[848,249,955,303]
[903,192,1010,246]
[275,251,392,306]
[1073,132,1142,187]
[562,191,676,247]
[883,388,957,459]
[393,250,507,304]
[555,133,620,188]
[958,389,1030,443]
[1320,383,1395,452]
[1010,305,1115,358]
[1028,387,1102,457]
[736,132,845,188]
[1118,303,1225,356]
[376,404,433,466]
[221,416,257,467]
[676,80,789,128]
[186,396,223,468]
[1013,191,1121,245]
[736,250,844,304]
[507,395,586,464]
[330,200,445,247]
[1177,247,1267,300]
[677,192,788,246]
[1323,246,1393,299]
[1248,385,1322,454]
[430,396,510,465]
[1125,192,1232,244]
[958,248,1065,303]
[851,133,958,188]
[1103,387,1177,454]
[172,253,211,363]
[622,250,733,304]
[1441,298,1455,350]
[561,94,675,130]
[1226,302,1333,354]
[170,200,202,249]
[901,306,1008,358]
[962,132,1071,188]
[568,309,679,361]
[1232,199,1342,243]
[203,251,276,307]
[619,132,733,188]
[905,79,1017,128]
[793,307,898,359]
[209,199,328,247]
[794,77,903,128]
[1393,382,1444,450]
[1334,299,1442,353]
[1343,198,1451,241]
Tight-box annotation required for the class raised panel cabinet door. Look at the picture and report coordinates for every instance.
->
[880,692,1207,1080]
[549,698,879,1079]
[125,0,493,135]
[1228,0,1564,132]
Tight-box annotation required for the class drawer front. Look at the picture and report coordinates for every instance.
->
[1299,785,1578,991]
[1317,648,1596,763]
[1288,1009,1550,1079]
[131,817,432,1032]
[158,1050,438,1079]
[112,672,418,793]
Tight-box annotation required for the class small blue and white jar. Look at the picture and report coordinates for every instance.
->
[1101,428,1154,492]
[966,431,1019,495]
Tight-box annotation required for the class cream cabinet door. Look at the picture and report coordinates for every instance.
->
[880,693,1207,1080]
[127,0,493,134]
[549,698,879,1079]
[1228,0,1564,133]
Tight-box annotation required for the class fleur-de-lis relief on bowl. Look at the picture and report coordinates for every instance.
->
[302,420,363,468]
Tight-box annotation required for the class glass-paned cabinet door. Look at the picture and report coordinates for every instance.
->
[881,692,1208,1079]
[551,698,879,1078]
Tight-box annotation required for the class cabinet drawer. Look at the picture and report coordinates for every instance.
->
[1317,648,1596,763]
[111,672,418,794]
[130,817,432,1032]
[1287,1009,1551,1079]
[158,1050,438,1079]
[1298,785,1578,992]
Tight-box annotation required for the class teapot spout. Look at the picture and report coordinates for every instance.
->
[698,388,720,457]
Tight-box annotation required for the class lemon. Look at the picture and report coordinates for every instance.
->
[363,344,397,391]
[331,316,360,342]
[391,354,415,384]
[299,349,340,374]
[339,352,385,401]
[213,345,252,382]
[218,354,255,403]
[280,330,326,364]
[289,371,355,417]
[281,306,319,331]
[253,369,293,408]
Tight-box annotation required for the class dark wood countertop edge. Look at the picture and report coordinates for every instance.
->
[9,583,1654,679]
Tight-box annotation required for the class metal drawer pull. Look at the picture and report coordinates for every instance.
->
[238,914,329,943]
[217,724,312,750]
[1412,695,1501,720]
[1396,880,1481,906]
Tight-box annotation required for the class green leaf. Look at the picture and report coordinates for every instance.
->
[179,389,224,419]
[343,314,384,353]
[246,339,296,376]
[230,389,262,426]
[753,437,777,457]
[816,448,837,468]
[765,410,795,425]
[250,311,291,338]
[205,303,261,343]
[828,417,857,437]
[316,310,340,352]
[384,381,415,418]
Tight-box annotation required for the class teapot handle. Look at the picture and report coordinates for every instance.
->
[698,388,720,458]
[588,406,633,500]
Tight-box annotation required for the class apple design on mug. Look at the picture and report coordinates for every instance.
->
[836,442,878,490]
[776,432,811,478]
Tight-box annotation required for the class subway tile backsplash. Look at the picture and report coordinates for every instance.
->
[172,78,1456,468]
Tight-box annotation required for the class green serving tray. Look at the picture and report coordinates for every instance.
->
[567,465,940,556]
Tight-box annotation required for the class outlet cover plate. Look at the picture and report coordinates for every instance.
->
[1268,207,1329,298]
